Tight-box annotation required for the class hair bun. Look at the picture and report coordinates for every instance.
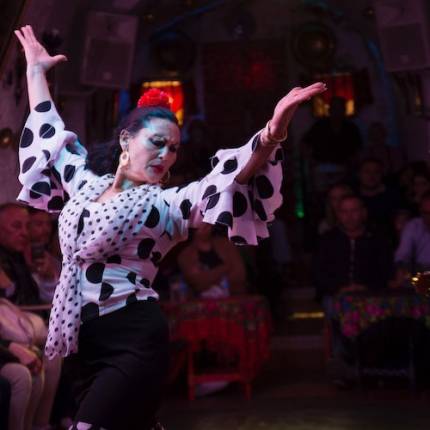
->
[137,88,171,110]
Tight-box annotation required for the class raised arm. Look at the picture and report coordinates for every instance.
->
[235,83,327,184]
[15,25,67,109]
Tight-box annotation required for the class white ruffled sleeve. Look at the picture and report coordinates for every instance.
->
[17,100,97,212]
[161,132,284,246]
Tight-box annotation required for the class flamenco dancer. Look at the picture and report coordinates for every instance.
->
[15,25,326,430]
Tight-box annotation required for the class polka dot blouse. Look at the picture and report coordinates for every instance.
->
[18,101,283,358]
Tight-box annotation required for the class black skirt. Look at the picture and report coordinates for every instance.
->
[73,298,169,430]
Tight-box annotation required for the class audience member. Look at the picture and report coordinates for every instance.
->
[318,183,353,235]
[178,223,247,298]
[360,121,404,176]
[314,195,393,384]
[0,203,62,428]
[394,192,430,279]
[0,337,44,430]
[314,195,392,301]
[356,158,401,233]
[404,172,430,217]
[0,203,41,305]
[303,96,362,192]
[0,297,61,430]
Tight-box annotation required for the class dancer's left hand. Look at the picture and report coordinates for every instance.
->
[269,82,327,141]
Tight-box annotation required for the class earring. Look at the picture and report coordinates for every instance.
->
[119,151,130,168]
[160,170,171,186]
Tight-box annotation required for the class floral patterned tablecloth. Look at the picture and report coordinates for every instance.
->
[333,292,430,338]
[161,295,272,379]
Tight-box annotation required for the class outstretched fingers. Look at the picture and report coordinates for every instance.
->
[14,28,27,48]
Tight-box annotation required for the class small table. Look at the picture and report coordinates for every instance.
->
[161,295,272,400]
[333,290,430,389]
[333,290,430,338]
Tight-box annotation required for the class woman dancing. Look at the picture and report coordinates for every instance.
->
[15,25,326,430]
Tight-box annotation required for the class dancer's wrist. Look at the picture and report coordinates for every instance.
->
[26,64,46,78]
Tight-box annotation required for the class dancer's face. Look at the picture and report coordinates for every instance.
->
[121,117,180,185]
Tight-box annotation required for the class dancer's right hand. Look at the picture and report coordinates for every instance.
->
[14,25,67,73]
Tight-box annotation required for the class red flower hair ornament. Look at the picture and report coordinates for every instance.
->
[137,88,172,110]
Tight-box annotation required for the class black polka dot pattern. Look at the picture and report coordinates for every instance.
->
[180,199,192,220]
[99,282,114,301]
[64,165,76,183]
[20,128,34,148]
[127,272,137,284]
[31,181,51,196]
[126,293,138,305]
[66,143,80,155]
[47,196,64,211]
[254,199,267,221]
[256,175,274,199]
[233,191,248,217]
[77,209,90,235]
[251,135,260,152]
[206,193,220,210]
[35,100,52,112]
[140,278,151,288]
[216,211,233,228]
[221,158,238,174]
[211,156,220,169]
[22,156,37,174]
[85,263,105,284]
[39,123,56,139]
[202,185,217,200]
[144,206,160,228]
[137,238,155,259]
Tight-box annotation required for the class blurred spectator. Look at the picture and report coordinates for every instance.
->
[318,183,353,235]
[404,171,430,217]
[303,96,362,192]
[0,297,62,430]
[0,338,44,430]
[0,203,40,305]
[314,195,392,300]
[394,192,430,281]
[178,223,246,298]
[360,122,404,176]
[28,209,60,303]
[391,209,412,246]
[314,195,393,384]
[356,158,401,233]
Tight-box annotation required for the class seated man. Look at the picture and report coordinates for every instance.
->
[394,192,430,283]
[0,203,57,306]
[313,195,393,383]
[178,223,247,298]
[356,158,401,234]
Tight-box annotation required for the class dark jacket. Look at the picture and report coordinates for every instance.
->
[313,227,393,299]
[0,246,41,305]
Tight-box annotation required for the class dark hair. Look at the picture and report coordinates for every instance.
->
[0,202,28,217]
[338,194,364,208]
[359,157,384,170]
[86,106,178,176]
